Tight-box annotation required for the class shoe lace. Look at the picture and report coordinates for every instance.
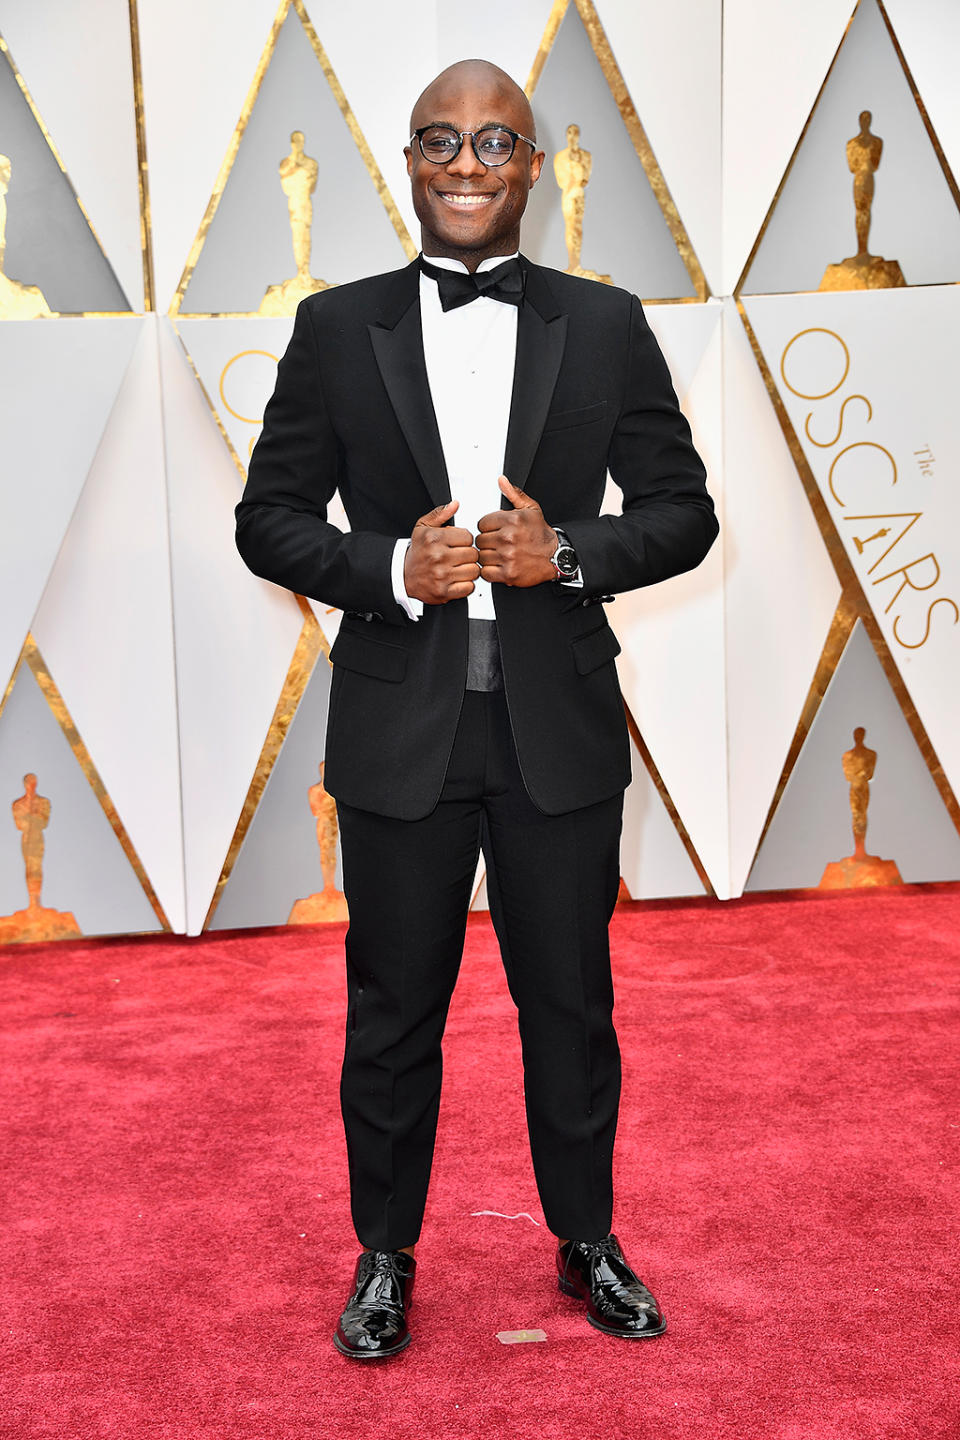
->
[572,1237,618,1260]
[361,1250,409,1281]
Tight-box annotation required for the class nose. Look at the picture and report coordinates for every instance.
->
[445,133,487,179]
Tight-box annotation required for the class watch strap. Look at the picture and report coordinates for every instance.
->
[550,527,581,582]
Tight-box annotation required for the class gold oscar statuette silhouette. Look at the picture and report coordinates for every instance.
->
[819,728,903,889]
[0,155,56,320]
[258,131,330,316]
[287,761,349,923]
[819,112,906,292]
[553,125,612,286]
[0,774,81,943]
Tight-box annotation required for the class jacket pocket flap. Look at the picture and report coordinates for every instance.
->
[541,400,608,433]
[330,629,407,683]
[571,623,621,675]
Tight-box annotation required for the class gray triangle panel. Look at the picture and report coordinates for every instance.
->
[0,52,130,313]
[181,11,407,314]
[210,652,336,930]
[524,4,695,299]
[747,621,960,892]
[0,661,159,936]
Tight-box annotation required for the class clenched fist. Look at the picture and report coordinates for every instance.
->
[403,499,481,605]
[475,476,557,587]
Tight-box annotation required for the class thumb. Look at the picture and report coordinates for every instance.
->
[498,475,536,509]
[417,498,459,528]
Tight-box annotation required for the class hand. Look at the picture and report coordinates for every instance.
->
[403,499,480,605]
[475,477,557,587]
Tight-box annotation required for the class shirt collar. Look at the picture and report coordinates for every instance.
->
[419,252,520,275]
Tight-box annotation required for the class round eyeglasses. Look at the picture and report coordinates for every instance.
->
[410,125,537,168]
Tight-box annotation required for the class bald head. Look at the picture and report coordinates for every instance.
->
[410,59,536,141]
[405,58,543,270]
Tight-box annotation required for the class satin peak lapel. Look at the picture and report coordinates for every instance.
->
[502,267,567,498]
[368,296,450,510]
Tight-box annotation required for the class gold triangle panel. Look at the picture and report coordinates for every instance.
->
[524,0,707,302]
[128,0,156,312]
[0,638,168,942]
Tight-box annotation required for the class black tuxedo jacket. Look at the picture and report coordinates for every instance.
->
[236,257,717,820]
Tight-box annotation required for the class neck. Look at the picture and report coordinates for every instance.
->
[420,234,521,273]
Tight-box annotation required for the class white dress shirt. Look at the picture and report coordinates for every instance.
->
[391,253,519,622]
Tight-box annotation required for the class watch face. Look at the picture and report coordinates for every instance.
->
[555,545,578,576]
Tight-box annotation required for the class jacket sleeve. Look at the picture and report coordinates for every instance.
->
[234,300,404,621]
[559,294,718,595]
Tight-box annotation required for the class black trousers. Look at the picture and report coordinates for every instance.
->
[337,689,624,1250]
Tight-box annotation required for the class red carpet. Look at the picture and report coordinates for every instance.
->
[2,890,959,1439]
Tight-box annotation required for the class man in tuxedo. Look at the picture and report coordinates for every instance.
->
[236,59,717,1359]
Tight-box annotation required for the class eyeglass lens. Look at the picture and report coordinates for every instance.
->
[418,126,517,167]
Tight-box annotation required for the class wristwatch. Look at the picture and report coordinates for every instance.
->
[550,527,581,582]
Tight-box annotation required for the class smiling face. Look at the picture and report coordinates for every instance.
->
[405,61,544,271]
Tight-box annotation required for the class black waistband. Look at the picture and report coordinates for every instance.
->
[466,619,503,692]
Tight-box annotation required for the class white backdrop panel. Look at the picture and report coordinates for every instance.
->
[722,299,843,895]
[434,0,548,91]
[0,319,141,695]
[159,317,304,932]
[610,302,729,896]
[176,315,348,648]
[32,318,185,932]
[745,286,960,813]
[583,0,721,296]
[884,0,960,192]
[305,0,438,251]
[139,0,288,313]
[620,746,706,900]
[175,317,294,468]
[722,0,856,295]
[646,302,722,404]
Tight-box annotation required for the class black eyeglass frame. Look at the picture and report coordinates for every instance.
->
[409,124,538,168]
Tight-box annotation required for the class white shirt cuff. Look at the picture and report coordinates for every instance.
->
[391,537,423,621]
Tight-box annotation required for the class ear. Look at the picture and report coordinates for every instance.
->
[529,150,545,188]
[404,146,414,178]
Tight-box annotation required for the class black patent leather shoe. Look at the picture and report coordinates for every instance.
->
[557,1234,666,1338]
[333,1249,415,1358]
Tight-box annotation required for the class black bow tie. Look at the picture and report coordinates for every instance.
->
[419,256,525,312]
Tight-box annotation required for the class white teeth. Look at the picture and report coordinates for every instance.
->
[440,193,494,206]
